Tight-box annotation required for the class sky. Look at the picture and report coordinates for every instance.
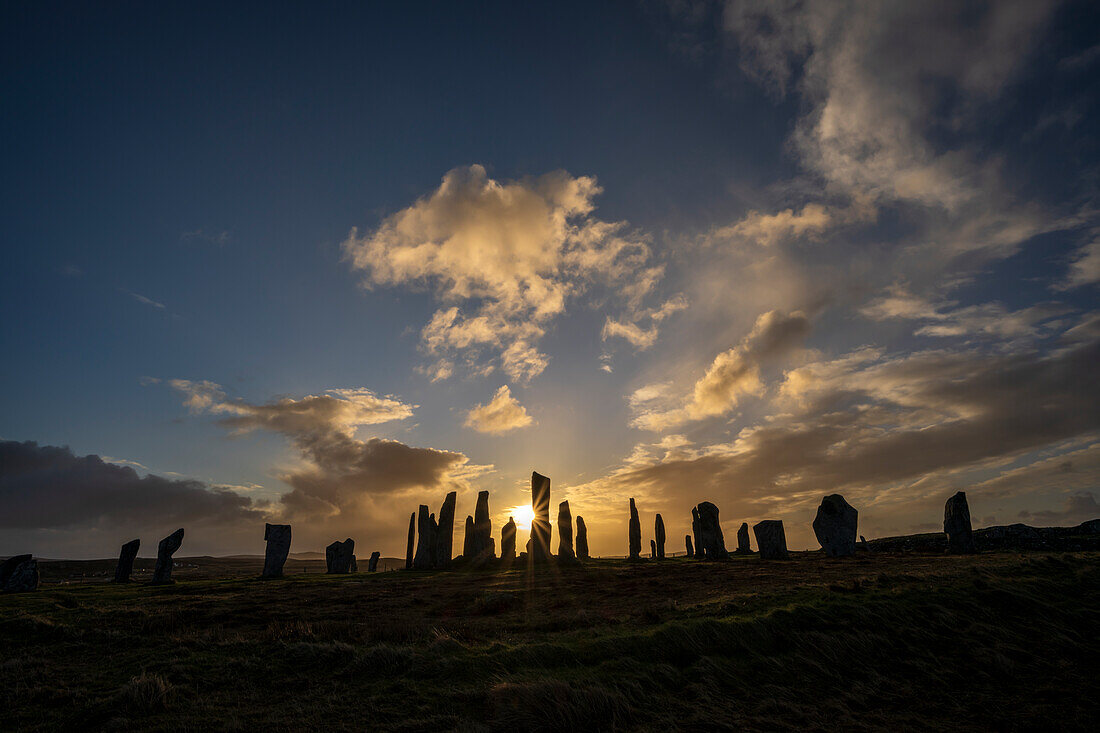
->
[2,1,1098,560]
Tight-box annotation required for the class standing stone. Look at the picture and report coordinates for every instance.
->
[576,516,589,560]
[628,498,642,560]
[813,494,858,557]
[557,501,575,560]
[650,539,657,558]
[654,514,666,559]
[694,502,728,560]
[530,472,552,561]
[944,491,976,554]
[151,528,184,585]
[262,523,292,579]
[326,538,355,573]
[735,522,752,554]
[472,490,494,559]
[413,505,434,570]
[463,515,475,558]
[501,517,517,560]
[435,491,457,568]
[113,539,140,583]
[368,551,380,572]
[691,507,703,560]
[405,512,416,570]
[685,535,695,558]
[753,520,789,560]
[0,555,39,593]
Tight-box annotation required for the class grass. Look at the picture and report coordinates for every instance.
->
[1,552,1098,731]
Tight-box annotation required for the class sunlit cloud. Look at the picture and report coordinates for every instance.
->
[464,385,534,435]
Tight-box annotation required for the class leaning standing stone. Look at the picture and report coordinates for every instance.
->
[654,514,666,559]
[736,523,751,554]
[628,498,642,560]
[813,495,857,557]
[151,528,184,585]
[113,539,140,583]
[368,552,380,572]
[326,538,355,573]
[575,516,589,560]
[0,555,39,593]
[501,517,517,560]
[753,521,789,560]
[262,524,292,578]
[558,501,575,560]
[944,491,976,554]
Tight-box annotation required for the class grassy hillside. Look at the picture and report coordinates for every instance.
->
[2,551,1098,731]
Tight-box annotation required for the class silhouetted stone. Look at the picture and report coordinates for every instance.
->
[813,494,858,557]
[753,520,789,560]
[685,535,694,557]
[262,523,291,579]
[501,517,517,560]
[0,555,38,593]
[691,507,703,559]
[694,502,727,560]
[558,501,575,560]
[434,491,457,568]
[944,491,976,554]
[151,528,184,584]
[413,505,433,570]
[530,472,552,561]
[859,535,869,551]
[735,522,751,554]
[368,551,380,572]
[576,516,589,560]
[628,498,642,560]
[471,490,494,559]
[405,512,415,570]
[326,538,355,573]
[463,515,475,559]
[113,539,140,583]
[650,539,656,558]
[654,514,666,559]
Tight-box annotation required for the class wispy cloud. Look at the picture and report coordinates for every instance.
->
[464,385,534,435]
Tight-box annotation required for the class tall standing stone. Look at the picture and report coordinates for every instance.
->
[262,523,292,579]
[0,555,38,593]
[530,472,552,561]
[694,502,728,560]
[405,512,416,570]
[472,490,494,559]
[650,539,656,558]
[628,498,642,560]
[413,505,434,570]
[463,515,475,558]
[691,507,703,560]
[735,522,752,554]
[435,491,457,568]
[654,514,666,559]
[368,551,380,572]
[501,517,517,560]
[685,535,694,557]
[813,495,858,557]
[944,491,976,554]
[576,516,589,560]
[753,520,789,560]
[557,501,575,560]
[151,528,184,585]
[326,538,355,573]
[113,539,140,583]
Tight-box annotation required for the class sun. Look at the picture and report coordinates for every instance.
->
[509,504,535,531]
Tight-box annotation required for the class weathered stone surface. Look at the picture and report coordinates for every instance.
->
[685,535,694,557]
[654,514,666,559]
[944,491,976,554]
[463,515,475,558]
[753,520,789,560]
[691,507,703,560]
[471,490,494,559]
[694,502,728,560]
[413,505,433,570]
[405,512,416,570]
[113,539,140,583]
[557,501,575,560]
[576,516,589,560]
[628,498,642,560]
[326,538,356,573]
[501,517,517,560]
[262,523,291,578]
[530,472,552,561]
[735,522,751,554]
[0,555,39,593]
[151,528,184,584]
[434,491,457,568]
[368,551,380,572]
[813,494,858,557]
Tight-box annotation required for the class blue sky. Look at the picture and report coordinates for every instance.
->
[2,1,1098,558]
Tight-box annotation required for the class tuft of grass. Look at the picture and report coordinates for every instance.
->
[115,673,172,715]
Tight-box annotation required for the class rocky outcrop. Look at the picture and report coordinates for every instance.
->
[735,522,751,554]
[944,491,976,554]
[685,535,694,557]
[530,472,552,561]
[558,501,575,560]
[405,512,416,570]
[151,528,184,585]
[0,555,38,593]
[654,514,666,559]
[501,517,517,560]
[813,495,858,557]
[326,538,356,574]
[113,539,140,583]
[753,520,789,560]
[368,551,380,572]
[628,498,642,560]
[694,502,727,560]
[576,516,589,560]
[262,524,291,578]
